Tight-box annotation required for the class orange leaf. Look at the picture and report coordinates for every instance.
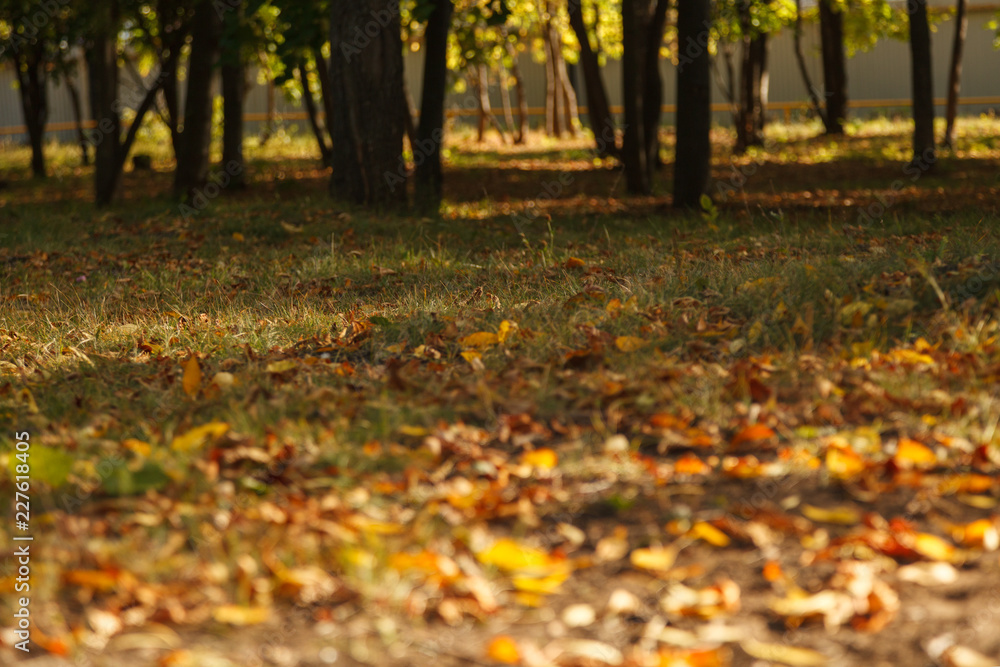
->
[894,438,936,469]
[460,332,500,348]
[762,560,783,582]
[521,448,558,469]
[675,453,710,475]
[487,636,521,664]
[732,424,775,446]
[564,257,586,269]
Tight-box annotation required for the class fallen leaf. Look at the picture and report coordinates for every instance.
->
[732,423,775,446]
[182,355,201,397]
[521,448,558,469]
[741,639,827,666]
[631,545,679,572]
[487,635,521,664]
[212,605,270,625]
[171,421,230,452]
[460,331,500,348]
[615,336,646,352]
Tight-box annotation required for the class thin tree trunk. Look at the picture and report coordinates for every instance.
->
[558,56,579,137]
[65,69,90,166]
[568,0,617,156]
[174,0,221,200]
[402,79,417,150]
[500,61,516,137]
[643,0,669,170]
[415,0,453,212]
[674,0,711,208]
[297,62,331,166]
[908,0,935,164]
[818,0,847,134]
[314,50,336,146]
[542,21,561,137]
[260,64,276,146]
[329,0,407,206]
[505,37,528,143]
[793,0,825,124]
[942,0,967,149]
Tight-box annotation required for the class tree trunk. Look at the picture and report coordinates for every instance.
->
[622,0,651,194]
[175,0,221,200]
[14,44,48,179]
[735,19,768,153]
[505,37,528,144]
[558,52,580,137]
[298,62,332,166]
[314,49,337,147]
[402,79,417,150]
[818,0,847,134]
[908,0,935,164]
[542,17,562,137]
[568,0,617,156]
[643,0,669,169]
[415,0,453,213]
[221,3,246,188]
[942,0,966,149]
[329,0,407,206]
[500,61,516,137]
[793,0,825,124]
[674,0,711,209]
[65,68,90,166]
[88,3,123,206]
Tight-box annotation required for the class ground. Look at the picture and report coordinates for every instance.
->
[1,117,1000,666]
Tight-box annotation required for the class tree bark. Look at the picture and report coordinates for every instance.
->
[505,36,528,144]
[735,14,768,154]
[88,2,123,206]
[674,0,711,209]
[942,0,967,149]
[65,68,90,166]
[622,0,652,194]
[908,0,935,164]
[329,0,407,207]
[415,0,453,213]
[13,42,48,179]
[298,62,332,166]
[818,0,847,134]
[175,0,221,200]
[793,0,825,124]
[221,2,247,188]
[568,0,617,156]
[643,0,669,169]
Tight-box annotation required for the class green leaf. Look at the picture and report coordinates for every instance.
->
[14,446,75,488]
[102,461,171,497]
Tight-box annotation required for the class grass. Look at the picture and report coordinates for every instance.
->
[1,116,1000,664]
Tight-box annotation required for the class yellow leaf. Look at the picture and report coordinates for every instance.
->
[615,336,646,352]
[460,331,500,348]
[741,639,827,666]
[265,359,298,374]
[122,438,152,458]
[800,504,861,525]
[497,320,514,343]
[477,539,552,572]
[212,605,270,626]
[232,232,245,242]
[280,221,304,234]
[398,425,429,437]
[688,521,730,547]
[182,355,202,397]
[171,421,230,452]
[630,545,679,572]
[17,388,39,414]
[487,635,521,664]
[913,533,956,561]
[521,448,558,469]
[511,570,569,594]
[825,444,865,479]
[461,349,482,363]
[894,438,936,469]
